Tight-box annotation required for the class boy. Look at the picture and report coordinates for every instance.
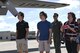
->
[16,12,29,53]
[37,11,52,53]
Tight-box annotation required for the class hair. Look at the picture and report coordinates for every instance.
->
[77,18,80,22]
[40,11,47,19]
[53,13,58,17]
[18,12,24,18]
[68,12,76,22]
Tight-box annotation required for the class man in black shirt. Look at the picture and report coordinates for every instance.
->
[52,13,62,53]
[16,12,29,53]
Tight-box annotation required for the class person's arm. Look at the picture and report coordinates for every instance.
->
[25,28,29,39]
[60,21,62,29]
[60,22,67,32]
[60,25,64,32]
[25,22,29,39]
[48,28,52,44]
[16,23,18,39]
[60,25,76,32]
[67,25,76,32]
[16,30,18,39]
[36,29,40,42]
[36,23,40,42]
[60,22,63,32]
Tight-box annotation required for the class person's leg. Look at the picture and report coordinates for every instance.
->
[65,40,72,53]
[71,41,78,53]
[77,44,79,52]
[56,38,61,53]
[16,39,19,53]
[25,50,28,53]
[23,39,28,53]
[39,41,44,53]
[19,43,23,53]
[53,37,61,53]
[53,37,57,53]
[46,51,49,53]
[16,39,23,53]
[78,44,80,53]
[40,51,44,53]
[78,37,80,52]
[44,41,50,53]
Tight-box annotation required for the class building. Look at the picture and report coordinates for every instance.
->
[0,31,36,41]
[28,31,36,39]
[0,31,11,40]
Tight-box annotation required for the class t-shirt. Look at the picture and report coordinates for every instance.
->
[64,21,78,40]
[52,21,62,40]
[37,20,51,40]
[52,21,62,35]
[16,20,29,39]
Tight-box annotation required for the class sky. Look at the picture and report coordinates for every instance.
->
[0,0,80,32]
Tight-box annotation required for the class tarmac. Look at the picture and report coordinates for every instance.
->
[0,40,78,53]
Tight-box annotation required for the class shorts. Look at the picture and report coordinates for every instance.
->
[39,40,50,52]
[16,39,28,52]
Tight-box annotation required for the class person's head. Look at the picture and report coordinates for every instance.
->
[39,11,47,21]
[53,13,59,21]
[77,18,80,24]
[17,12,24,21]
[67,12,76,23]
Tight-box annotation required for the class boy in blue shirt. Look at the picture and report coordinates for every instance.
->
[37,11,52,53]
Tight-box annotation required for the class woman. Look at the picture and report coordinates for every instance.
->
[61,12,78,53]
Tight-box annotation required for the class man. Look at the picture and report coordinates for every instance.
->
[52,13,62,53]
[37,11,52,53]
[16,12,29,53]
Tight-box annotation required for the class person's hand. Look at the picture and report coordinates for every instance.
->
[25,37,27,40]
[63,25,69,29]
[47,39,52,44]
[50,40,52,44]
[67,25,71,29]
[70,37,74,42]
[36,37,39,42]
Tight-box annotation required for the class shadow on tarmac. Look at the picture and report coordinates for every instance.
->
[0,46,65,53]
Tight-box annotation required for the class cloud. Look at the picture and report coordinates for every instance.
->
[6,16,16,19]
[0,20,16,31]
[0,16,5,22]
[77,11,80,14]
[28,21,37,31]
[0,16,16,31]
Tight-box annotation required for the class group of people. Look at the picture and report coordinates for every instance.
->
[16,11,80,53]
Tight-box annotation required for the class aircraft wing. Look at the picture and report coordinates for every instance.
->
[0,0,18,16]
[0,1,7,15]
[0,8,7,15]
[0,0,69,16]
[11,0,69,8]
